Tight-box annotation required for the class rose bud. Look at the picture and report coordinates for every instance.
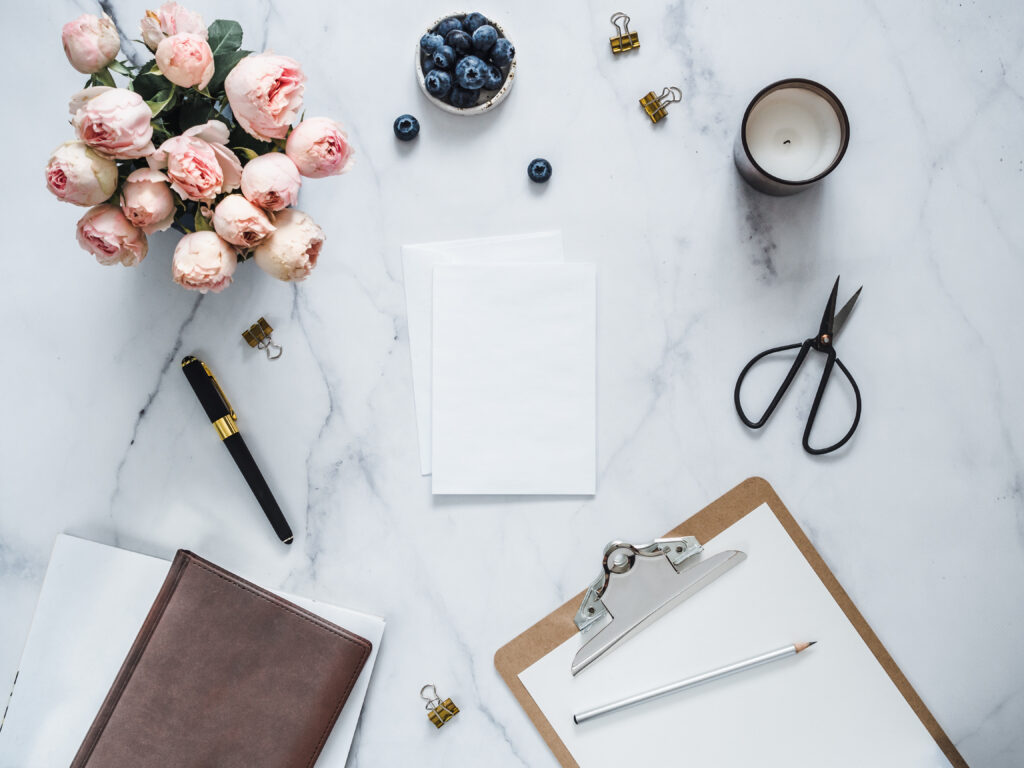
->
[149,120,242,202]
[225,53,306,141]
[240,153,301,211]
[45,141,117,207]
[155,33,214,90]
[172,231,237,293]
[70,87,154,159]
[76,205,148,267]
[213,195,276,248]
[253,209,324,282]
[285,118,355,178]
[120,168,175,234]
[140,2,206,51]
[62,14,120,74]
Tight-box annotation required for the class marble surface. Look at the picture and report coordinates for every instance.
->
[2,0,1023,766]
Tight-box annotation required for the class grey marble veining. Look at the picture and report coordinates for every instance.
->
[2,0,1023,766]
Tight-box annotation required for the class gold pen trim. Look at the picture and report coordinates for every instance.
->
[213,415,238,440]
[199,360,237,421]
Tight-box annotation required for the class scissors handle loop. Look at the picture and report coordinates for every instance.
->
[734,341,808,428]
[803,355,861,455]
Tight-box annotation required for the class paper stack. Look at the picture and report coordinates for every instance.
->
[402,232,596,495]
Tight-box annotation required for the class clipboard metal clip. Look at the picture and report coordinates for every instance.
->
[571,536,746,675]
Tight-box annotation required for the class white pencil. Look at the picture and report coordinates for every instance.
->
[573,641,816,725]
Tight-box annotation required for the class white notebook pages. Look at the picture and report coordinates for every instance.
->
[0,535,385,768]
[431,262,597,495]
[518,503,952,767]
[401,231,564,475]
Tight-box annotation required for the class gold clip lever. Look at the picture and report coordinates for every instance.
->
[640,86,682,123]
[609,12,640,53]
[242,317,283,360]
[420,684,459,729]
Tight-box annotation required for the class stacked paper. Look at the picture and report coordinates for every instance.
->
[401,233,597,495]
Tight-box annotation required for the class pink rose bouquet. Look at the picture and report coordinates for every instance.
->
[47,3,353,290]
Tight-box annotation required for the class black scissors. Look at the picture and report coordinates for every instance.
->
[734,277,862,455]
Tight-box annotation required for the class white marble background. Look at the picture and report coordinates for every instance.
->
[2,0,1023,766]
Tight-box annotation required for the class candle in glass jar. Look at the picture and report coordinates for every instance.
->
[734,79,850,196]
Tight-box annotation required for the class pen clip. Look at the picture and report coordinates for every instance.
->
[199,360,237,421]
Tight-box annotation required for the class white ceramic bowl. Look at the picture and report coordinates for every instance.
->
[415,13,516,116]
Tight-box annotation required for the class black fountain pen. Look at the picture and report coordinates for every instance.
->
[181,355,293,544]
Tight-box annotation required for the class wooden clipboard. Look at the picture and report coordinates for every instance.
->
[494,477,967,768]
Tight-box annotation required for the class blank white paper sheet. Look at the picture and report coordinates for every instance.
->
[401,232,564,475]
[431,262,596,495]
[0,535,385,768]
[518,504,952,767]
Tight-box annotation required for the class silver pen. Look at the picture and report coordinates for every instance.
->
[573,641,816,725]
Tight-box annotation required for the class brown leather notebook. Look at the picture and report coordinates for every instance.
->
[71,550,373,768]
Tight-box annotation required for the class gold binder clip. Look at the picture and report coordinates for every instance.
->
[640,86,682,123]
[609,12,640,53]
[241,317,282,360]
[420,684,459,729]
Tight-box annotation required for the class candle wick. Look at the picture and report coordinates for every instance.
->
[783,139,791,145]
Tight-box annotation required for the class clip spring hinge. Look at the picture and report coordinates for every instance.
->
[609,12,640,53]
[242,317,283,360]
[640,86,682,123]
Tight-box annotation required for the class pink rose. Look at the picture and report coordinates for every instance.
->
[240,153,301,211]
[172,231,237,293]
[76,205,148,267]
[71,87,154,159]
[140,2,206,51]
[253,209,324,281]
[120,168,175,234]
[45,141,117,207]
[62,14,120,74]
[149,120,242,202]
[212,195,276,248]
[155,33,214,90]
[285,118,355,178]
[225,53,305,142]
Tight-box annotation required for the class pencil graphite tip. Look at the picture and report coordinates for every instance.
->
[795,641,817,653]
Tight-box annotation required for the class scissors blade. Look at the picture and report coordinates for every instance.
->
[832,287,862,339]
[818,277,841,337]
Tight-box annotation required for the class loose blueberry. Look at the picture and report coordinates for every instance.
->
[424,69,452,98]
[446,29,472,54]
[393,114,420,141]
[433,45,455,69]
[462,12,488,33]
[435,17,462,36]
[527,158,552,183]
[472,24,498,52]
[489,37,515,67]
[448,85,480,109]
[454,55,486,89]
[420,33,444,54]
[482,63,504,90]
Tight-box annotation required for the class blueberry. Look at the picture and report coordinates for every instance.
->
[489,37,515,67]
[433,45,455,69]
[472,24,498,52]
[454,55,486,89]
[393,114,420,141]
[420,33,444,54]
[421,55,437,73]
[445,29,472,54]
[424,69,452,98]
[448,85,480,109]
[462,12,488,33]
[482,63,504,90]
[435,17,462,36]
[527,158,552,183]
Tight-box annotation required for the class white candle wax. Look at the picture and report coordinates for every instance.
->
[744,86,843,182]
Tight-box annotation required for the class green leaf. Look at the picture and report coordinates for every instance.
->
[108,60,131,76]
[194,212,213,232]
[133,72,171,100]
[233,146,259,161]
[148,86,178,117]
[208,49,249,94]
[207,20,243,55]
[138,59,157,75]
[93,67,115,88]
[177,94,215,131]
